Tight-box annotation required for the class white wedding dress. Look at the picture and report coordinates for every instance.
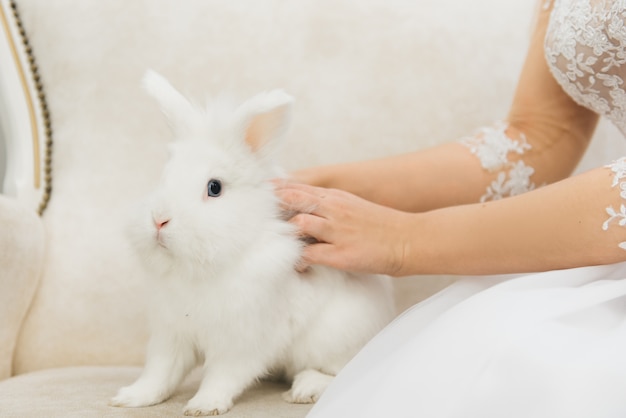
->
[307,1,626,417]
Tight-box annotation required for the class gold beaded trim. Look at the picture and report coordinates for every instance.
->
[2,0,53,216]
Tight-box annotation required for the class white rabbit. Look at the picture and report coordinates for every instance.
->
[110,70,395,416]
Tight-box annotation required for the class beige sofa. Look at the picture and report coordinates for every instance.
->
[2,0,622,416]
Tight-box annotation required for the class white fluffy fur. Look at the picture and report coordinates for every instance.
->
[110,72,395,416]
[9,0,546,374]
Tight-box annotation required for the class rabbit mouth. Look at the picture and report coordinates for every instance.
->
[155,232,169,249]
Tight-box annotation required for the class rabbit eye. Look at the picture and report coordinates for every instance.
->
[207,179,222,197]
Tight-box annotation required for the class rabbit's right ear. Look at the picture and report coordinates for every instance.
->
[142,70,194,133]
[236,90,293,154]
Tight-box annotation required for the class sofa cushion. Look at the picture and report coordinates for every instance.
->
[0,196,43,379]
[0,366,312,417]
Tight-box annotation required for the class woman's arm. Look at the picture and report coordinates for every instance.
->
[405,166,626,276]
[277,3,626,277]
[293,4,599,213]
[277,165,626,276]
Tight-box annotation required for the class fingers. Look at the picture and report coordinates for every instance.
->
[274,180,336,200]
[273,179,347,271]
[275,183,335,218]
[300,242,349,273]
[295,242,330,273]
[290,212,331,243]
[276,188,320,216]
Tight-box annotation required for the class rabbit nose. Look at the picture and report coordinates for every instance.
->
[154,217,171,231]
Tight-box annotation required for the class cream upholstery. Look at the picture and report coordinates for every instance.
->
[2,0,623,416]
[0,367,313,417]
[0,195,43,380]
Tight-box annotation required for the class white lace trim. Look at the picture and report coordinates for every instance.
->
[603,157,626,250]
[545,0,626,136]
[461,122,537,202]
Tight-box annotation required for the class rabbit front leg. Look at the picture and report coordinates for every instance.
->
[111,332,196,408]
[183,358,267,416]
[283,369,334,404]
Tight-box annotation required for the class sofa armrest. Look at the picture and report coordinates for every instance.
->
[0,195,44,380]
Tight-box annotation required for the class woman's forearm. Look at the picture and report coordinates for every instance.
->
[293,143,492,212]
[400,166,626,276]
[293,121,593,214]
[277,164,626,276]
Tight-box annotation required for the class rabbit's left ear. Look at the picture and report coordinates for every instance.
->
[142,70,195,134]
[237,90,293,153]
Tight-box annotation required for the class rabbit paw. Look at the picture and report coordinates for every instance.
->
[183,397,233,416]
[282,369,334,404]
[109,384,167,408]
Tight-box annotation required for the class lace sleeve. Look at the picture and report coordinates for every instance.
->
[545,0,626,136]
[460,122,538,202]
[603,157,626,250]
[456,0,602,205]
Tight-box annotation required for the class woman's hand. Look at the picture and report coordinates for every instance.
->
[275,181,413,276]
